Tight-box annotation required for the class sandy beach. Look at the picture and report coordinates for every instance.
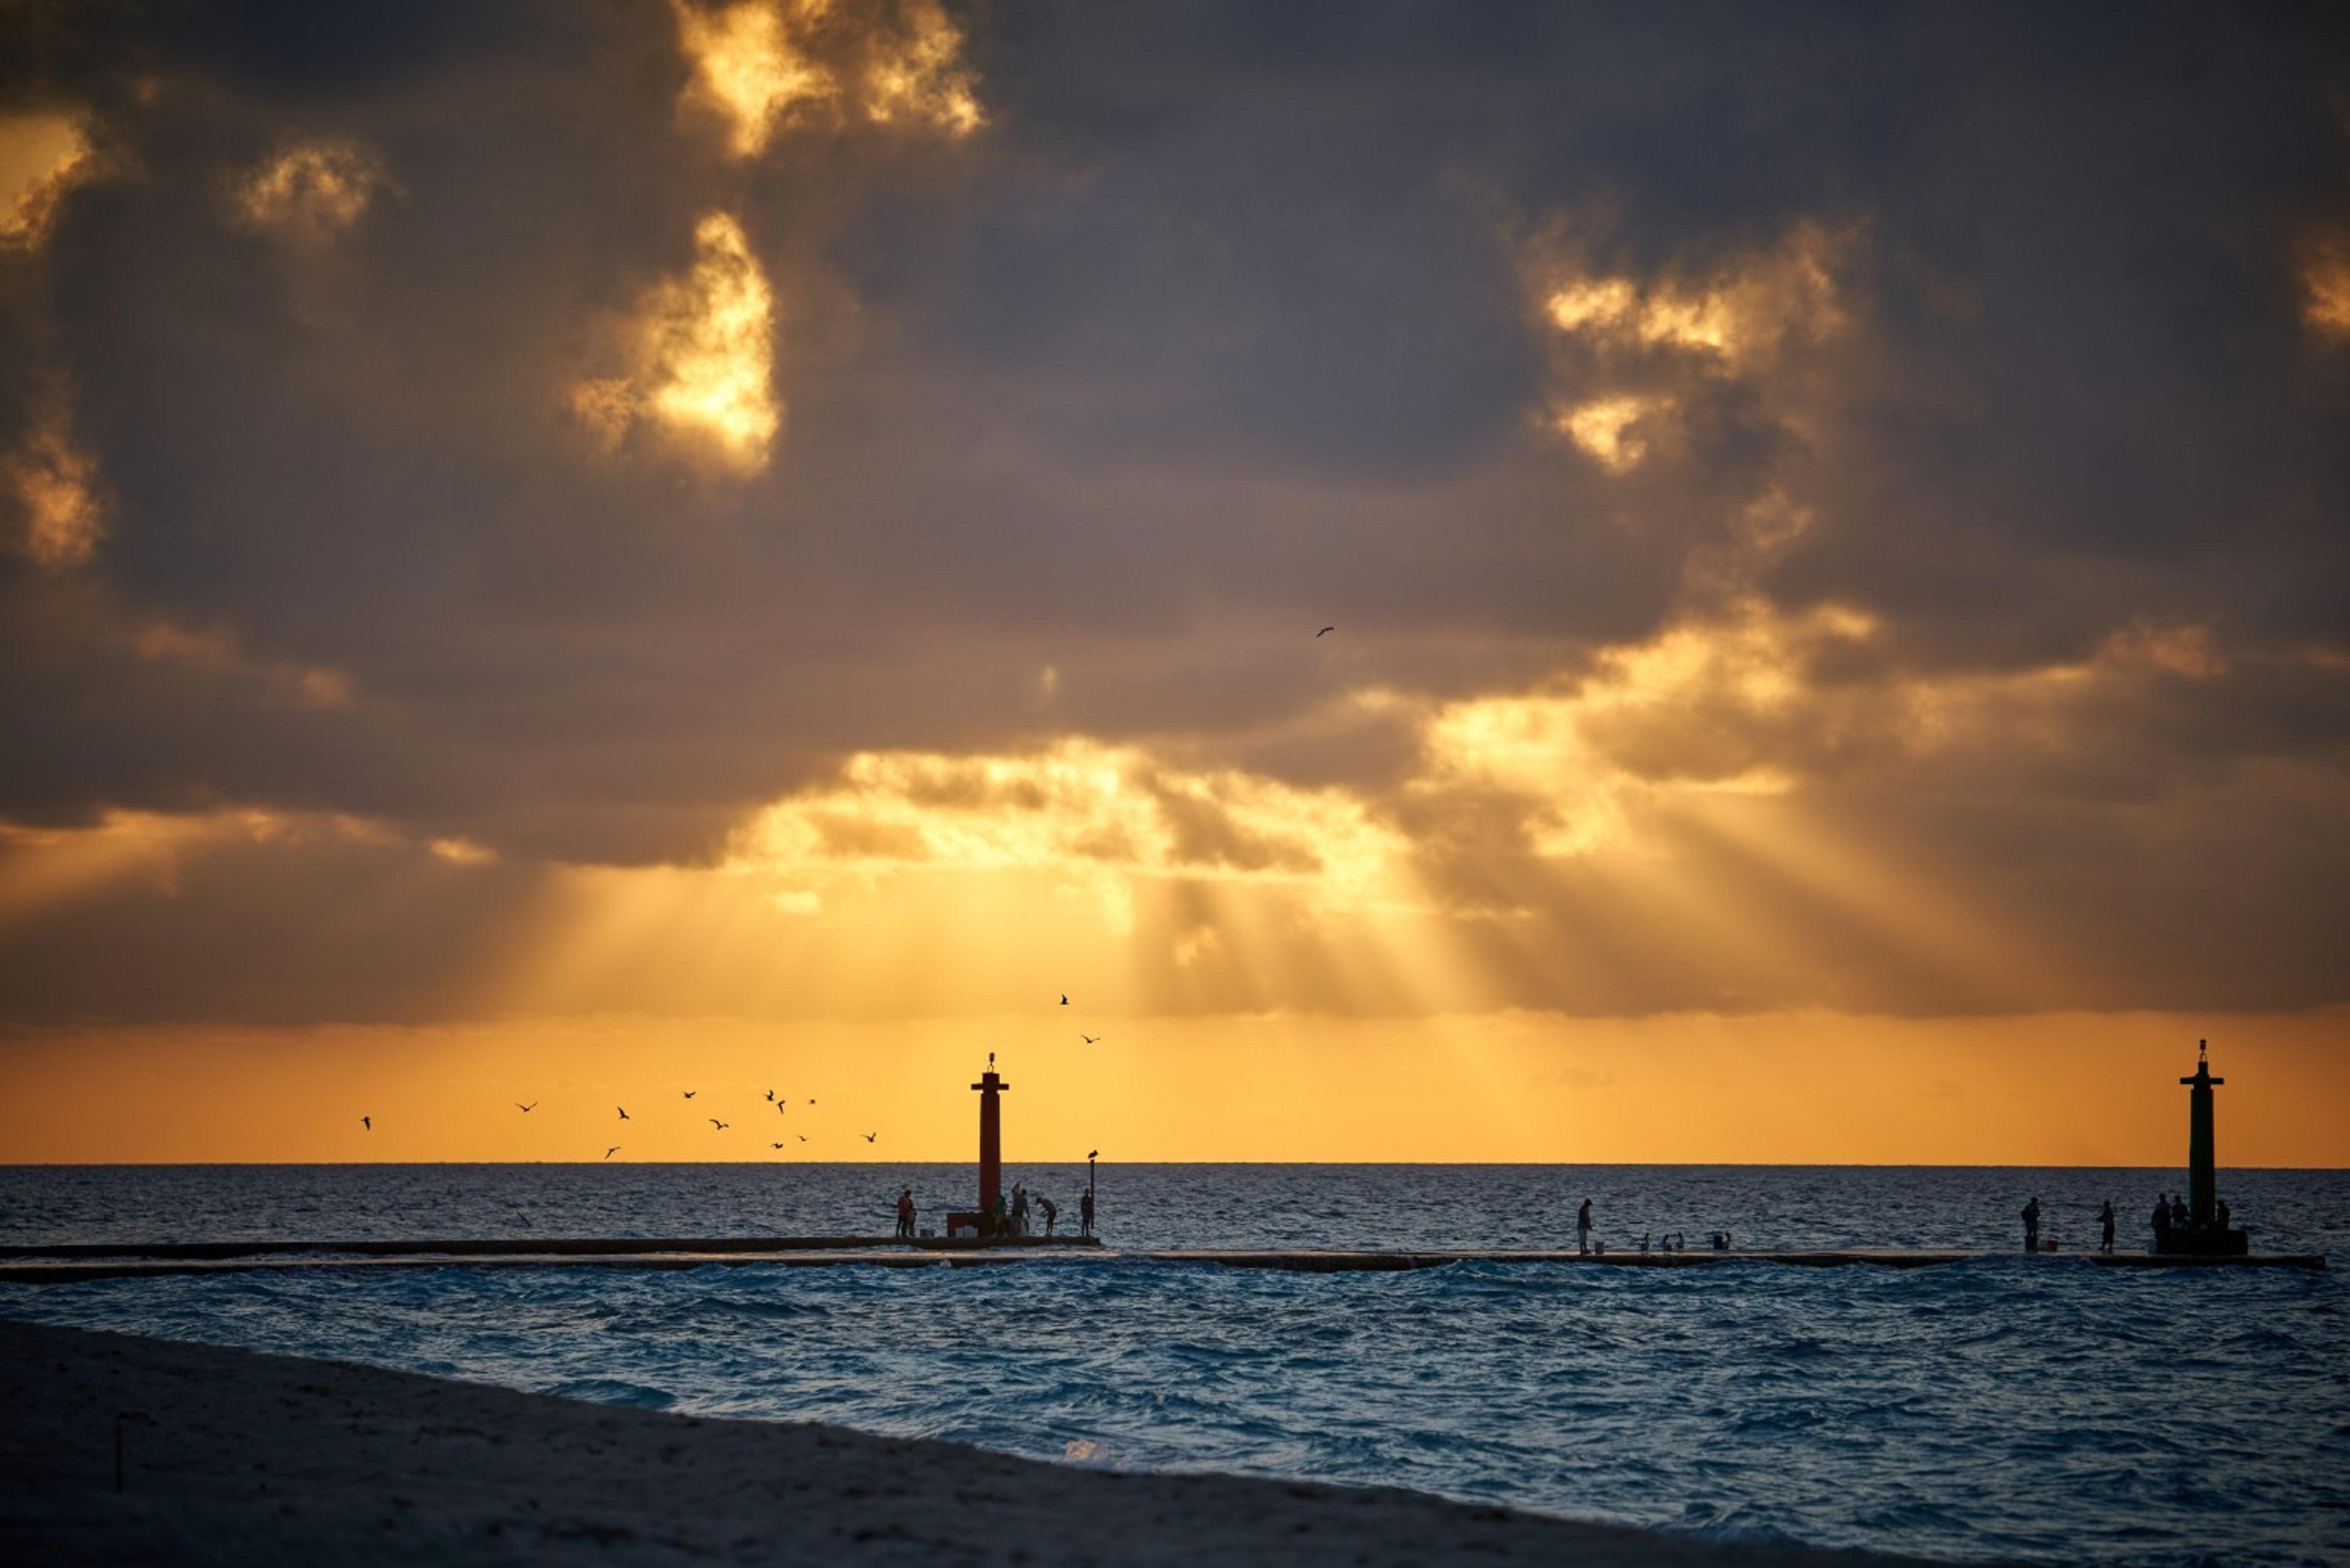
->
[0,1317,1926,1567]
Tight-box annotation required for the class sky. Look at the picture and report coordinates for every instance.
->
[2,1,2348,1166]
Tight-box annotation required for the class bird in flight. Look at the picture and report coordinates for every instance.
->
[617,1106,630,1121]
[770,1141,786,1149]
[709,1118,729,1131]
[807,1098,816,1106]
[764,1088,775,1102]
[682,1089,697,1099]
[1060,993,1068,1005]
[1080,1033,1101,1045]
[514,1102,537,1114]
[604,1145,621,1159]
[797,1134,808,1143]
[775,1102,786,1115]
[1317,626,1335,637]
[361,1115,371,1131]
[863,1132,878,1144]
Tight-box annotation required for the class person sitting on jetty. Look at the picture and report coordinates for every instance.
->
[1038,1196,1058,1237]
[2021,1196,2042,1253]
[1576,1198,1594,1256]
[2098,1199,2115,1254]
[895,1188,916,1240]
[1080,1186,1095,1238]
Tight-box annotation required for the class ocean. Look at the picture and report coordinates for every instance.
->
[3,1163,2344,1565]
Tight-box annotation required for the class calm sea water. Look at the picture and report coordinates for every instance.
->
[3,1164,2344,1566]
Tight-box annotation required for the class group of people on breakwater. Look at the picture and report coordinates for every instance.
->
[892,1183,1094,1240]
[2022,1194,2234,1254]
[1573,1197,1732,1256]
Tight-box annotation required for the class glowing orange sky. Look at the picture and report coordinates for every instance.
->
[3,1011,2344,1166]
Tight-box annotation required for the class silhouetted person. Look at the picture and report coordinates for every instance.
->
[2098,1199,2115,1254]
[2171,1193,2189,1231]
[1080,1186,1095,1238]
[1576,1198,1594,1256]
[1011,1183,1030,1237]
[992,1190,1009,1236]
[895,1188,916,1239]
[2151,1193,2172,1251]
[2215,1197,2232,1232]
[2021,1196,2041,1253]
[1038,1196,1058,1237]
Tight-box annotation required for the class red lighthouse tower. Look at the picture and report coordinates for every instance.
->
[973,1052,1010,1221]
[944,1053,1011,1239]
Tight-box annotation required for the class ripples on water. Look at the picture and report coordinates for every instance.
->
[3,1164,2345,1566]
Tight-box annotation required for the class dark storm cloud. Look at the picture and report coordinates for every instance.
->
[2,1,2348,1021]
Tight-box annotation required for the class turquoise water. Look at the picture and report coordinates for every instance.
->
[3,1164,2344,1564]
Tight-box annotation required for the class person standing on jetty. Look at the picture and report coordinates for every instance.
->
[1576,1197,1594,1256]
[895,1188,916,1240]
[2098,1199,2116,1254]
[1038,1196,1058,1237]
[2021,1196,2041,1253]
[1079,1186,1095,1238]
[2152,1193,2172,1250]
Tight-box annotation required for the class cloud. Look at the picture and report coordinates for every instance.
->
[3,391,106,568]
[570,211,780,472]
[228,139,388,244]
[672,0,982,156]
[0,110,93,252]
[2303,230,2350,343]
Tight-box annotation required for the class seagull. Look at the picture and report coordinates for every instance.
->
[1317,626,1335,637]
[709,1118,729,1131]
[604,1145,621,1159]
[1059,993,1068,1005]
[361,1115,371,1131]
[514,1102,537,1114]
[682,1090,697,1099]
[1080,1033,1101,1045]
[797,1134,808,1142]
[617,1106,630,1120]
[807,1098,816,1106]
[765,1089,775,1102]
[1088,1149,1099,1159]
[863,1132,878,1144]
[775,1102,786,1115]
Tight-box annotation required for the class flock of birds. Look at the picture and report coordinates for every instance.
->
[358,989,1117,1158]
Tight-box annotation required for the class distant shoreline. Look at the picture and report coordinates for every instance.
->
[1,1318,1926,1567]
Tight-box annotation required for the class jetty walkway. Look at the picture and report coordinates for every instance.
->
[0,1235,2323,1283]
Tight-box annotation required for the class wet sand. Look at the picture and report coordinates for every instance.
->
[0,1318,1929,1566]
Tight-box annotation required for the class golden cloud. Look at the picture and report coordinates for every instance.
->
[3,393,106,569]
[230,140,388,244]
[725,737,1414,909]
[673,0,982,157]
[1553,393,1672,472]
[571,211,781,472]
[1538,221,1851,371]
[0,111,94,252]
[2302,231,2350,342]
[1526,220,1856,475]
[1422,598,1871,856]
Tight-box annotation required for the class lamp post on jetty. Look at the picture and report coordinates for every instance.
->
[2164,1039,2248,1256]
